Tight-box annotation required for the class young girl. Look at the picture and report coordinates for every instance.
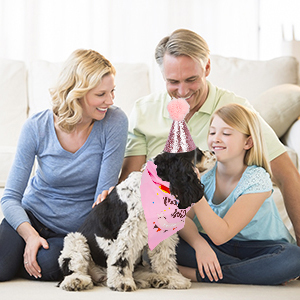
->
[177,103,300,285]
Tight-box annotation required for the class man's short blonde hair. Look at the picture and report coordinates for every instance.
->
[155,29,210,70]
[50,49,116,132]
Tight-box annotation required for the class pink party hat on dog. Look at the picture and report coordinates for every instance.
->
[164,98,196,153]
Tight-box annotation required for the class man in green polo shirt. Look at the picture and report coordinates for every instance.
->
[118,28,300,246]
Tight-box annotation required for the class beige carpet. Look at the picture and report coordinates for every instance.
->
[0,279,299,300]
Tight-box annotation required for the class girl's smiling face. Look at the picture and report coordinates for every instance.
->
[208,115,252,164]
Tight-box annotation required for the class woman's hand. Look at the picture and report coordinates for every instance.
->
[92,186,114,208]
[195,242,223,282]
[17,222,49,279]
[23,234,49,278]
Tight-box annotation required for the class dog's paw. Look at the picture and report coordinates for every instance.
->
[150,274,170,288]
[165,273,191,289]
[108,277,137,292]
[60,273,94,291]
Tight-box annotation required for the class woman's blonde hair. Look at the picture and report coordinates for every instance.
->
[50,49,116,133]
[211,103,272,176]
[155,29,210,70]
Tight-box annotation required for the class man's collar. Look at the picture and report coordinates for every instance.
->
[200,81,216,115]
[163,93,172,119]
[163,81,216,119]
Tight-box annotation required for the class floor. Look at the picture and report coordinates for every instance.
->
[1,279,300,300]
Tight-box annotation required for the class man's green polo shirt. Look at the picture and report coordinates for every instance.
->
[125,81,285,161]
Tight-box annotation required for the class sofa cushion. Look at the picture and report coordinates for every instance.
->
[28,60,151,117]
[28,60,62,116]
[0,59,27,187]
[251,84,300,138]
[208,55,299,101]
[282,119,300,171]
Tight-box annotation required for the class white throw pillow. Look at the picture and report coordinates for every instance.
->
[28,60,62,116]
[208,55,299,101]
[28,60,151,117]
[0,59,27,187]
[251,84,300,138]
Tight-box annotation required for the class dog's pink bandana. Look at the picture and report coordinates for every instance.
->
[140,160,191,250]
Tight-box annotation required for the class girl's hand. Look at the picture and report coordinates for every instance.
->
[23,234,49,279]
[194,167,201,180]
[92,186,114,208]
[195,242,223,282]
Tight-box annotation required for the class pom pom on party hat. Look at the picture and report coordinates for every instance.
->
[164,98,196,153]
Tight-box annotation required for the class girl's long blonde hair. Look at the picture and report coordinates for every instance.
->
[211,103,272,176]
[50,49,116,133]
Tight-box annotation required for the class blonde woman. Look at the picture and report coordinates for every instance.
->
[0,49,128,281]
[177,103,300,285]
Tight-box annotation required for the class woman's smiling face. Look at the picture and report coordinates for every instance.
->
[79,73,115,122]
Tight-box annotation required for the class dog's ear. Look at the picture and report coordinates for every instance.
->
[154,151,205,209]
[154,152,173,182]
[161,155,204,209]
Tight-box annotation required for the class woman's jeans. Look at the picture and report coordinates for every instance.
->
[176,233,300,285]
[0,211,65,282]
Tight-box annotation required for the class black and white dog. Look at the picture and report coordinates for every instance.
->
[58,148,216,292]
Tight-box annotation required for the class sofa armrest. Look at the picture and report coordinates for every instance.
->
[282,119,300,171]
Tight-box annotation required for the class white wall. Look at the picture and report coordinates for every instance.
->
[1,0,300,92]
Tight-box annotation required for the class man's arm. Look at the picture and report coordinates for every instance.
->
[119,155,146,183]
[271,152,300,246]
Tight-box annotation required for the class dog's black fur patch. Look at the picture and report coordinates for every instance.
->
[112,257,129,275]
[154,149,205,209]
[78,188,129,267]
[61,258,73,276]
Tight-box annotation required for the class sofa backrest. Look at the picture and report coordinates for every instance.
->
[28,61,151,117]
[0,59,28,187]
[208,55,299,101]
[1,55,299,187]
[0,59,151,187]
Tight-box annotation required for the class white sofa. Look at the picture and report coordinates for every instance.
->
[1,55,300,299]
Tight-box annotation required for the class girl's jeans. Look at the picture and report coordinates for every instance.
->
[176,233,300,285]
[0,211,64,282]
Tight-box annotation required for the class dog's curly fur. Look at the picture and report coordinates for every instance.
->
[154,150,205,209]
[58,148,216,292]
